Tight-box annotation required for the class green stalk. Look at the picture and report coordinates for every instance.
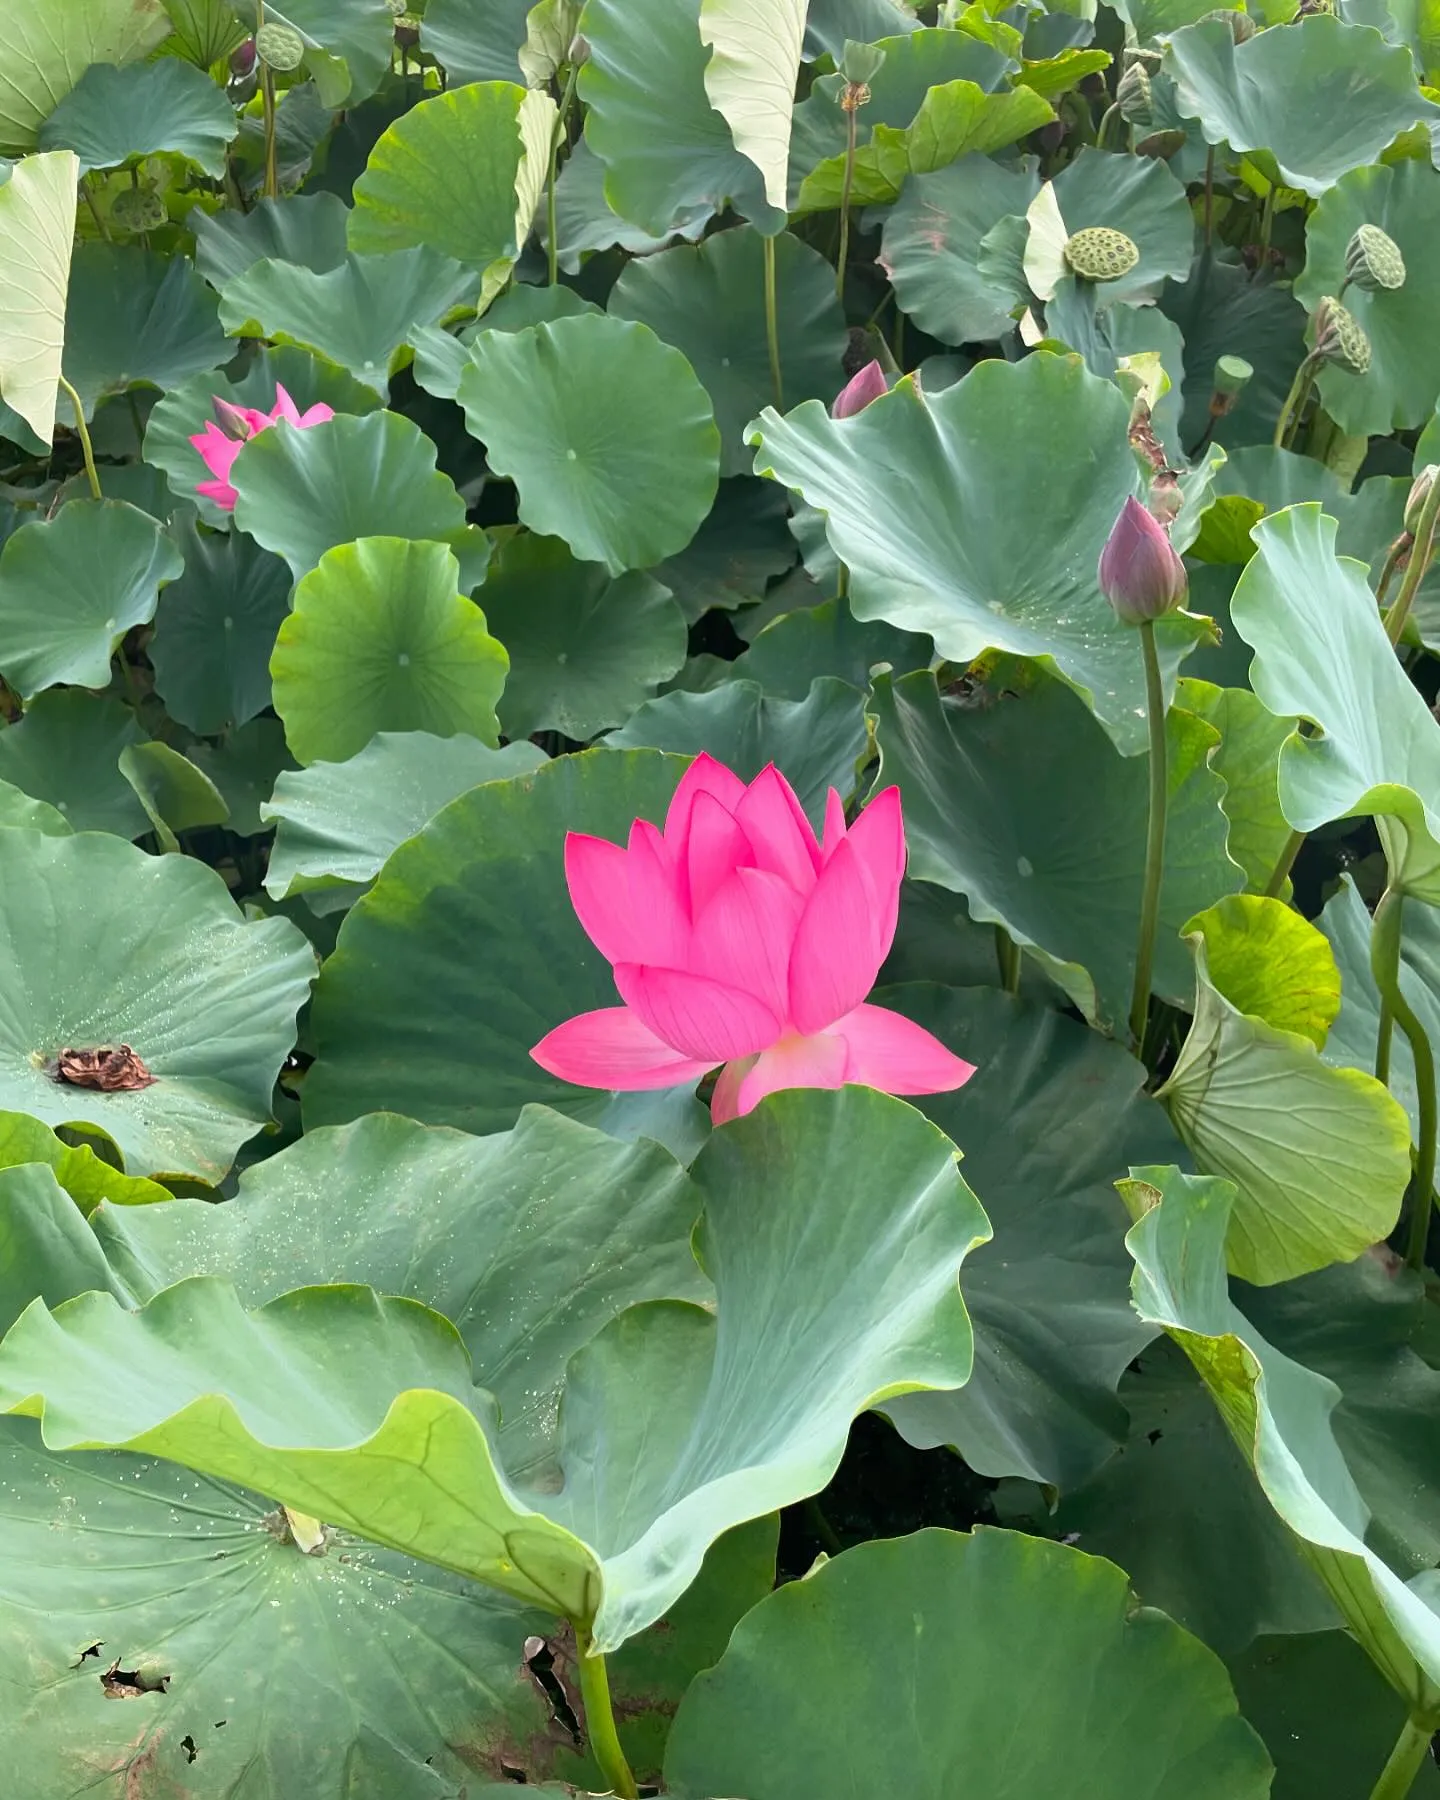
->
[1367,1716,1436,1800]
[1263,827,1305,899]
[994,925,1021,996]
[257,0,278,202]
[546,61,582,287]
[576,1630,638,1800]
[1202,145,1214,248]
[1371,885,1438,1273]
[1376,535,1410,610]
[836,102,858,307]
[58,375,100,499]
[80,175,111,241]
[763,231,783,410]
[1272,354,1317,450]
[1385,469,1440,648]
[1128,620,1168,1051]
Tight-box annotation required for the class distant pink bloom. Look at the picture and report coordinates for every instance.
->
[531,755,976,1123]
[189,383,334,510]
[832,359,889,419]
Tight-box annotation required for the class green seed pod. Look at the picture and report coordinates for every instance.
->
[1405,465,1438,534]
[110,185,167,233]
[1116,62,1153,126]
[1063,226,1140,283]
[839,39,886,85]
[1311,295,1371,375]
[1213,355,1253,401]
[256,19,305,70]
[1344,223,1406,292]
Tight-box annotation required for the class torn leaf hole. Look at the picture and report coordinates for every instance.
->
[101,1659,169,1699]
[50,1044,156,1092]
[523,1635,581,1744]
[75,1642,103,1666]
[180,1736,197,1764]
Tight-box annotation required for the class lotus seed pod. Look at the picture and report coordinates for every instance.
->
[1311,295,1371,375]
[839,39,886,85]
[110,185,167,233]
[1406,465,1438,534]
[385,0,406,14]
[1213,355,1253,401]
[1116,62,1153,126]
[1345,223,1406,293]
[256,19,305,70]
[1063,227,1140,282]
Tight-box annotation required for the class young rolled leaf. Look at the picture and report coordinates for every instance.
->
[0,149,77,443]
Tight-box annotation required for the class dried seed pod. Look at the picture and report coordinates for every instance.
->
[1063,226,1140,282]
[1344,223,1406,293]
[1311,295,1372,375]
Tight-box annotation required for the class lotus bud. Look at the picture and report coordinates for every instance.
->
[1406,465,1438,535]
[832,360,889,419]
[1064,226,1140,283]
[1116,62,1153,126]
[839,39,886,85]
[1098,496,1188,625]
[568,31,590,64]
[255,19,305,70]
[1344,223,1405,293]
[229,37,257,77]
[1310,295,1371,375]
[212,397,258,440]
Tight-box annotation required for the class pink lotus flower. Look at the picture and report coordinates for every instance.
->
[832,359,889,418]
[1097,496,1187,626]
[531,756,976,1123]
[189,384,334,510]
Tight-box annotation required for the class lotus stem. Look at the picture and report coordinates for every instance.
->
[1376,535,1410,610]
[1371,885,1438,1273]
[58,375,100,500]
[837,103,858,306]
[1263,827,1305,899]
[1272,354,1318,450]
[1202,146,1214,248]
[763,232,783,410]
[547,61,581,287]
[575,1629,638,1800]
[1367,1715,1437,1800]
[995,924,1021,995]
[1129,620,1168,1051]
[80,175,110,241]
[1385,471,1440,647]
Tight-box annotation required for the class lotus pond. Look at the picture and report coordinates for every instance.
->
[2,0,1440,1796]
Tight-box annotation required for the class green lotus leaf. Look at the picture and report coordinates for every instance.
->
[1295,161,1440,437]
[479,533,686,741]
[0,1118,168,1232]
[263,731,545,904]
[120,740,230,851]
[551,138,713,273]
[610,676,869,826]
[1163,15,1438,199]
[272,537,509,765]
[0,691,147,837]
[455,315,720,575]
[578,0,780,238]
[736,597,932,699]
[349,80,546,287]
[803,0,919,56]
[191,191,351,287]
[0,499,183,698]
[0,151,77,445]
[230,410,490,588]
[1114,0,1245,45]
[877,985,1177,1489]
[0,1086,987,1655]
[871,668,1240,1028]
[303,748,709,1145]
[163,0,250,68]
[0,778,68,835]
[697,0,806,216]
[1043,145,1195,308]
[187,715,294,839]
[219,247,476,399]
[237,0,395,106]
[143,344,384,524]
[0,830,314,1179]
[420,0,532,83]
[1230,505,1440,901]
[150,516,292,735]
[652,477,796,622]
[37,57,239,176]
[610,225,847,475]
[1179,678,1297,896]
[481,282,603,332]
[1123,1163,1440,1708]
[1160,254,1308,452]
[1156,897,1412,1284]
[0,0,170,153]
[750,353,1210,756]
[663,1529,1271,1800]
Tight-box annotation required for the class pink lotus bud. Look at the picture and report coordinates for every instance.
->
[529,756,976,1123]
[230,37,257,76]
[212,396,259,440]
[1097,496,1188,626]
[832,360,889,419]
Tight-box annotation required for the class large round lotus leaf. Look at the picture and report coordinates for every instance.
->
[1231,505,1440,902]
[0,0,170,153]
[877,985,1175,1490]
[578,0,781,239]
[456,315,720,575]
[609,676,868,826]
[479,533,686,740]
[1163,14,1438,198]
[0,151,77,447]
[871,669,1240,1027]
[0,691,146,837]
[610,226,847,475]
[191,191,351,287]
[272,538,509,765]
[0,830,314,1179]
[0,1421,563,1800]
[750,353,1209,756]
[304,748,696,1137]
[349,80,536,274]
[1295,161,1440,437]
[61,241,227,420]
[263,731,546,903]
[0,499,183,698]
[1046,146,1195,307]
[1124,1165,1440,1700]
[664,1529,1271,1800]
[143,344,383,523]
[150,516,291,735]
[229,410,489,588]
[420,0,532,83]
[36,57,239,176]
[882,154,1039,345]
[1160,254,1307,452]
[551,138,713,273]
[219,247,476,399]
